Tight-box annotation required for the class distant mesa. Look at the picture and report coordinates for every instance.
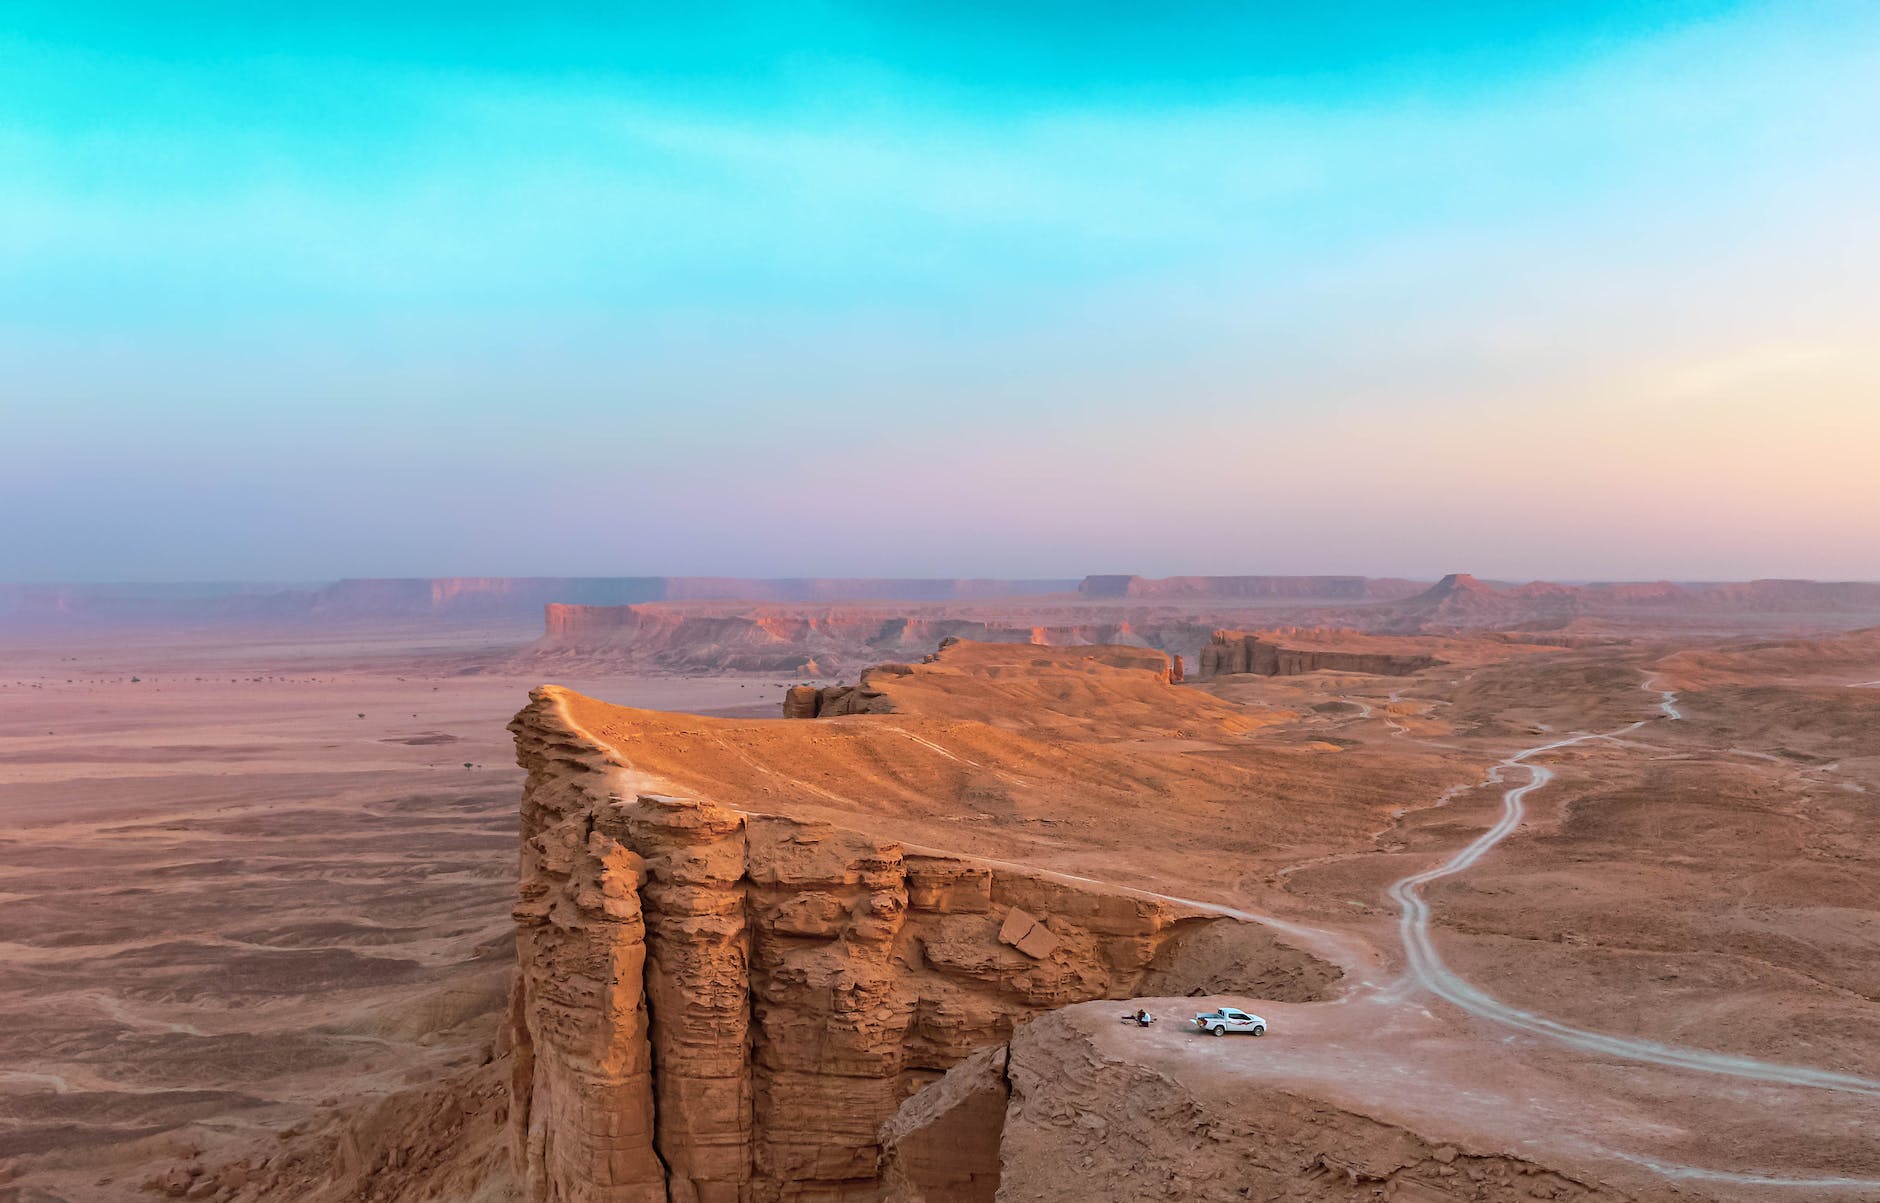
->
[534,603,1207,677]
[1077,574,1425,601]
[780,638,1186,718]
[1368,573,1880,634]
[1198,631,1442,678]
[0,576,1079,629]
[9,572,1880,640]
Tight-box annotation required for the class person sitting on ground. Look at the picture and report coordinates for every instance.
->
[1135,1008,1153,1027]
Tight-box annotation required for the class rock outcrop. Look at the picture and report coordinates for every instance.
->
[1199,631,1441,678]
[880,1005,1657,1203]
[507,687,1329,1203]
[782,644,1184,718]
[876,1044,1007,1203]
[778,664,912,718]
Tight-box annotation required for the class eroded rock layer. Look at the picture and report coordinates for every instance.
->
[534,604,1209,676]
[508,687,1321,1202]
[781,643,1184,719]
[1200,631,1442,678]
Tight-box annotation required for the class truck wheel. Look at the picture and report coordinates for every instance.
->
[1251,1025,1266,1037]
[1211,1026,1224,1037]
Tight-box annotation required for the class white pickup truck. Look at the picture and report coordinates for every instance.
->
[1194,1007,1267,1037]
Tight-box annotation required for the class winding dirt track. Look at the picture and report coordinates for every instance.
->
[1389,723,1880,1101]
[1375,683,1880,1189]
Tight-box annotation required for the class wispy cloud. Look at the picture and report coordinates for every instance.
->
[1,4,1877,578]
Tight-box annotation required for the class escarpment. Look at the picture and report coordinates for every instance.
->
[507,686,1329,1202]
[529,603,1213,676]
[1200,631,1442,678]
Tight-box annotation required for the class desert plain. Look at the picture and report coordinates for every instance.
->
[0,621,784,1201]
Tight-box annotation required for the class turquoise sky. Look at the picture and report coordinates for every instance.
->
[4,3,1877,580]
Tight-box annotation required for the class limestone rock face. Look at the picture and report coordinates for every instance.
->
[507,692,666,1203]
[780,666,907,718]
[877,1045,1007,1203]
[508,688,1308,1202]
[780,685,821,719]
[1199,631,1441,679]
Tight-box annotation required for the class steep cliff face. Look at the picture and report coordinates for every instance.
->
[507,688,1331,1202]
[1199,631,1441,678]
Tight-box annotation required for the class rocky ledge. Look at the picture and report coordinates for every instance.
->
[506,686,1332,1202]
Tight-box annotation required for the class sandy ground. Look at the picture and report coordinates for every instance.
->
[1192,642,1880,1197]
[0,627,782,1196]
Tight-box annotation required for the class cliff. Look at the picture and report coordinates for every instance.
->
[506,687,1332,1202]
[782,642,1184,719]
[1199,631,1442,678]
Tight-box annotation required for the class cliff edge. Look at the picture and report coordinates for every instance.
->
[505,685,1336,1202]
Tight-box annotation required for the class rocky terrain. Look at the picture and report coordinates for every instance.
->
[506,683,1331,1200]
[0,628,783,1203]
[884,1003,1651,1203]
[516,574,1880,681]
[531,603,1205,677]
[5,607,1880,1202]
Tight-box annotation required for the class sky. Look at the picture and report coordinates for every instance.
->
[3,2,1877,582]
